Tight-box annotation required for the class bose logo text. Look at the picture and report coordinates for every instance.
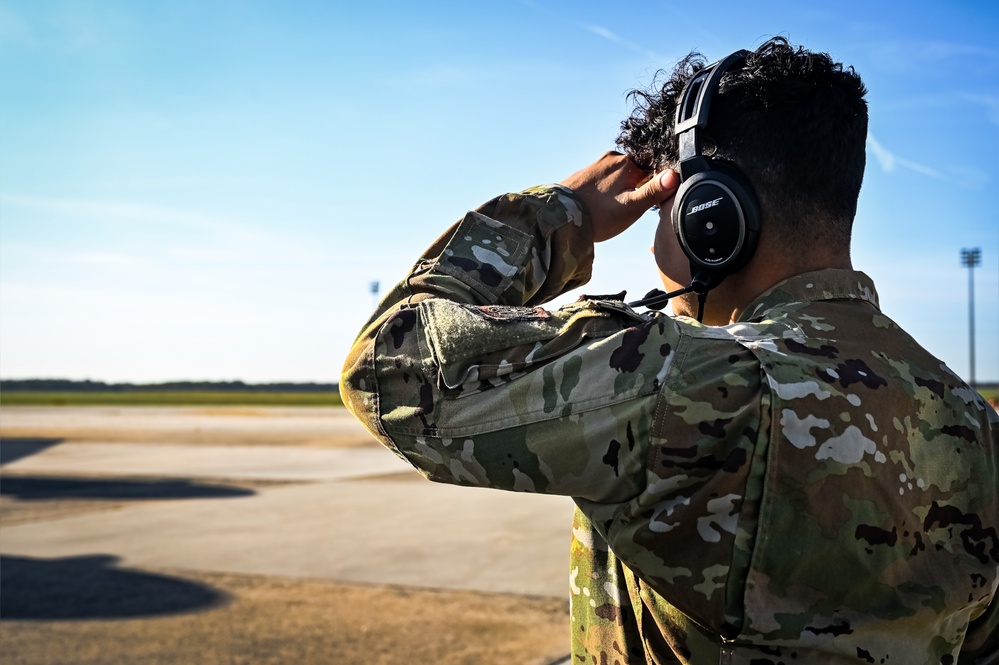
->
[689,197,723,214]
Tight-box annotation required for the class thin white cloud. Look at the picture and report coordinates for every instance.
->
[0,4,32,46]
[71,252,145,268]
[897,159,946,180]
[916,41,997,60]
[166,246,249,263]
[515,0,546,11]
[384,63,476,91]
[516,0,666,62]
[0,193,234,232]
[582,24,622,44]
[866,133,946,180]
[865,39,998,76]
[866,133,895,172]
[578,23,665,62]
[0,242,149,271]
[962,93,999,128]
[0,193,324,264]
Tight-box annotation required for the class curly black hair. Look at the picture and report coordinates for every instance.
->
[617,52,707,173]
[616,37,868,250]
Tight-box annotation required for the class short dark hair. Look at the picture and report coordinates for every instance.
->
[617,37,869,251]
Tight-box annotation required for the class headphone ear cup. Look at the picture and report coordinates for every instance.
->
[671,163,760,273]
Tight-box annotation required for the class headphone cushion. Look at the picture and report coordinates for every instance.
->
[671,163,761,272]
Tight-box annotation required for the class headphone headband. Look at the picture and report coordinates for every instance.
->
[669,48,760,299]
[675,50,749,133]
[675,50,748,179]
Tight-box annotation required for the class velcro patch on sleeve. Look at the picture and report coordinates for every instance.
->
[432,211,532,301]
[421,299,560,388]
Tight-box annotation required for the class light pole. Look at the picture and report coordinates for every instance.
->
[960,248,981,388]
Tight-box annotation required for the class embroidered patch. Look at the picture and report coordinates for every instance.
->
[575,291,626,303]
[475,305,551,322]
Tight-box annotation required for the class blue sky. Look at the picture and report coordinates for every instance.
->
[1,0,997,384]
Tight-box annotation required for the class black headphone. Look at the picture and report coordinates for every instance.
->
[629,50,761,320]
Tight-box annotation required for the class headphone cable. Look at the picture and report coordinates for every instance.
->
[627,285,696,311]
[628,270,721,322]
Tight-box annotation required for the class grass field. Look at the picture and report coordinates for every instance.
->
[0,391,344,407]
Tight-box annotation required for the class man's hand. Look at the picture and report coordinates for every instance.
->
[560,151,679,242]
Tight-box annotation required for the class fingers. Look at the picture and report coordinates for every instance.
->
[560,155,679,243]
[624,169,680,210]
[560,152,648,199]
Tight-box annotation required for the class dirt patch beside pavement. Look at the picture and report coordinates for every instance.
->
[0,406,574,663]
[0,406,378,448]
[1,566,571,665]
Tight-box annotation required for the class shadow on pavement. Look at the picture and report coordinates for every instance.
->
[0,438,65,466]
[0,554,230,620]
[0,476,256,501]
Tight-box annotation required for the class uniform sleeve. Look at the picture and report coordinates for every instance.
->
[340,185,678,503]
[959,591,999,664]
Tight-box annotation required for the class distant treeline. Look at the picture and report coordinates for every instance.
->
[0,379,338,393]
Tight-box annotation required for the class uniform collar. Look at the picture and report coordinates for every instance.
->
[737,269,880,323]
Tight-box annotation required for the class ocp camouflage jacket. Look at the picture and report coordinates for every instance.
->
[341,185,999,664]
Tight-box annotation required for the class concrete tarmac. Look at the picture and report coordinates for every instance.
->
[0,406,576,664]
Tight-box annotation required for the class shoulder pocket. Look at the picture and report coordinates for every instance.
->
[421,299,561,389]
[421,298,648,392]
[431,211,532,302]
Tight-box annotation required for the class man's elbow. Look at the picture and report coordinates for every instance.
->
[340,344,382,437]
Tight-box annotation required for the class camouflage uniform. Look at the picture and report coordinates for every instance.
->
[341,186,999,663]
